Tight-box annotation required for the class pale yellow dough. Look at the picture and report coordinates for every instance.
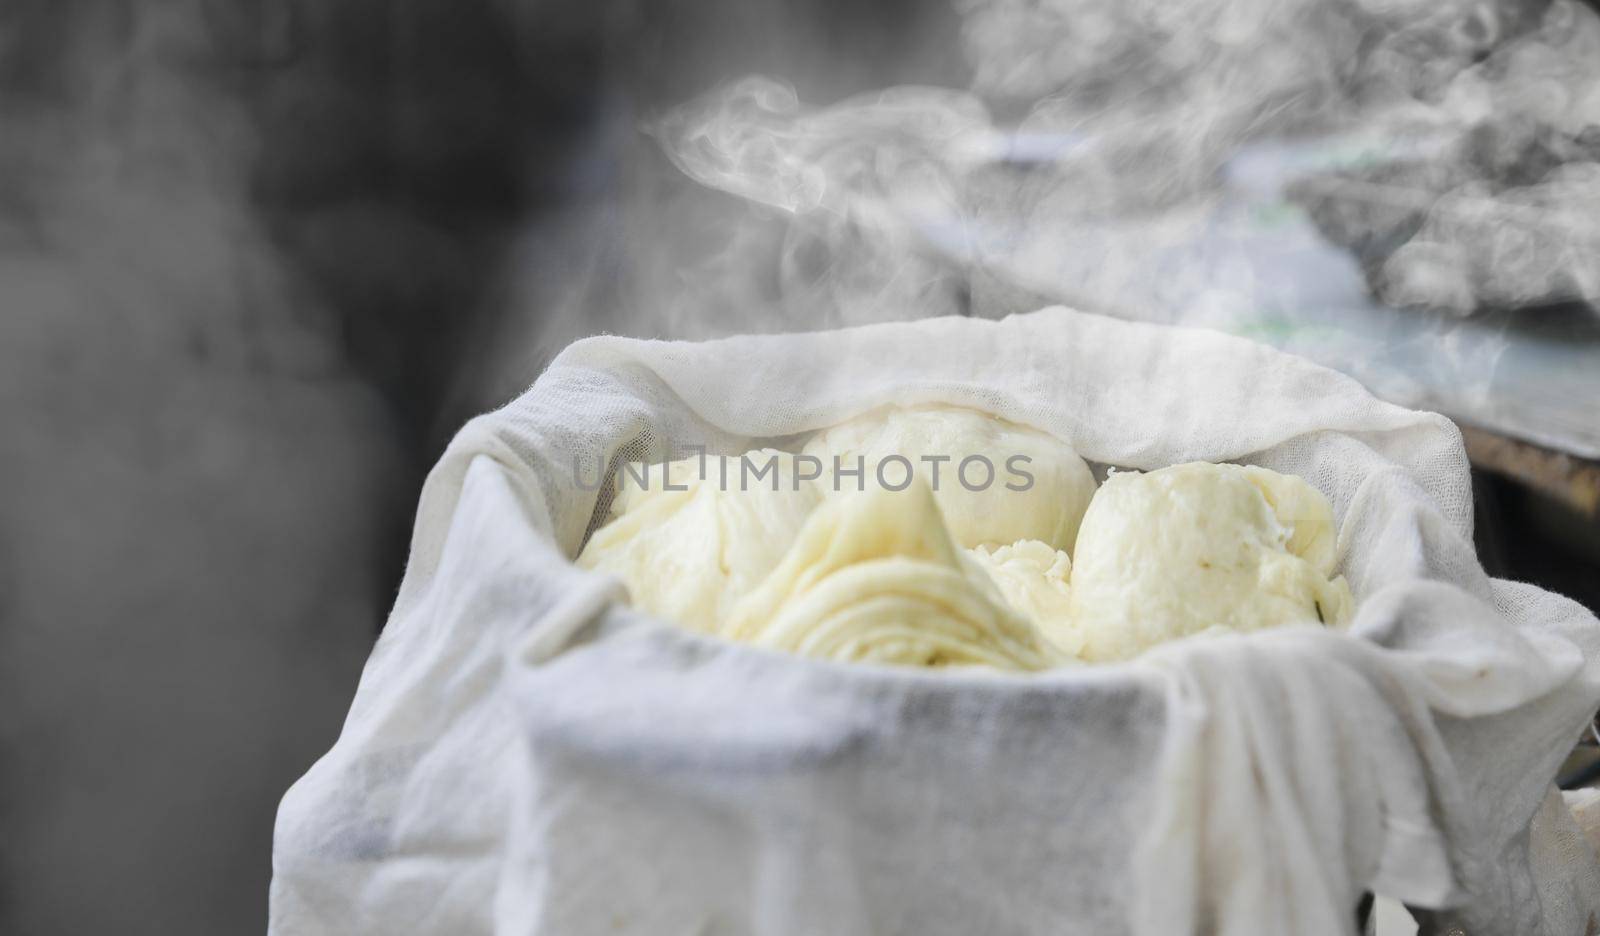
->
[966,540,1083,658]
[577,432,1353,670]
[802,405,1097,553]
[725,481,1060,670]
[1067,462,1354,663]
[575,450,822,634]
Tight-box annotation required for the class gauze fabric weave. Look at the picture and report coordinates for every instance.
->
[269,308,1600,936]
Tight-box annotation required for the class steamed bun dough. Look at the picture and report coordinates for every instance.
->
[725,480,1060,670]
[802,405,1097,553]
[966,540,1082,657]
[575,450,822,633]
[576,427,1354,668]
[1067,461,1354,663]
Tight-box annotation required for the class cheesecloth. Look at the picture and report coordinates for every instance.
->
[269,307,1600,936]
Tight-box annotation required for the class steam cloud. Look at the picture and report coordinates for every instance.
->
[655,0,1600,320]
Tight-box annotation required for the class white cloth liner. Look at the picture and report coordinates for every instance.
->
[270,308,1600,935]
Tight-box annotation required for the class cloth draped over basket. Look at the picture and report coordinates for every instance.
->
[270,308,1600,936]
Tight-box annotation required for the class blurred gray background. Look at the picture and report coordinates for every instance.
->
[0,2,968,933]
[2,1,1597,934]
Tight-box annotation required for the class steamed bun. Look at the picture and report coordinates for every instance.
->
[966,540,1082,657]
[802,405,1096,552]
[725,480,1060,670]
[1067,462,1353,662]
[575,450,822,633]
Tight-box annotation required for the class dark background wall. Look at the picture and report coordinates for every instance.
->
[0,2,966,933]
[0,2,1595,934]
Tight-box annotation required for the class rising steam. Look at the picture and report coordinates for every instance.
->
[655,0,1600,320]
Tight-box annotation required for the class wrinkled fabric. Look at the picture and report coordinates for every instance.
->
[270,308,1600,936]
